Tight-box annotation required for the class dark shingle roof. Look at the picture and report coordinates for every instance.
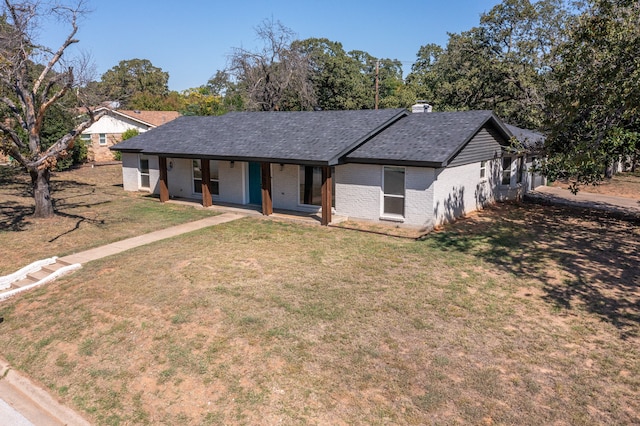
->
[346,110,512,167]
[505,124,545,149]
[113,109,407,165]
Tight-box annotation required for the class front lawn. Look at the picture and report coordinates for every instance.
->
[0,203,637,425]
[0,164,217,275]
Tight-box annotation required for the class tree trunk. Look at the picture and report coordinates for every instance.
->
[30,168,55,218]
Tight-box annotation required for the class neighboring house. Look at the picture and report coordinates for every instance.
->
[505,124,548,191]
[112,107,545,229]
[82,108,181,162]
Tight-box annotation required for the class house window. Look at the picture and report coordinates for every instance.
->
[139,158,150,189]
[193,160,219,195]
[99,133,107,146]
[80,133,91,144]
[383,166,405,217]
[299,166,335,207]
[480,161,487,180]
[501,157,512,185]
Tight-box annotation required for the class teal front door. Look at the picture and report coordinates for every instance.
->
[248,162,262,205]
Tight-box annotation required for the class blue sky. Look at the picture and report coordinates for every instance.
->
[40,0,502,92]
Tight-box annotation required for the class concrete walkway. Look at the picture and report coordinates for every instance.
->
[0,211,244,426]
[60,212,243,264]
[526,186,640,218]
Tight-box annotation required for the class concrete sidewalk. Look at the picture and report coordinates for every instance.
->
[526,186,640,218]
[0,211,245,426]
[60,212,243,264]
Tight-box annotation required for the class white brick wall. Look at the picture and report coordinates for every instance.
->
[220,161,246,204]
[405,167,436,228]
[335,164,382,222]
[121,153,139,192]
[272,164,309,211]
[335,164,436,228]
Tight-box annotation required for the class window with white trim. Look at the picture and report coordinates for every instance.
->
[80,133,91,144]
[383,166,405,217]
[99,133,107,146]
[501,157,512,185]
[480,160,487,180]
[139,158,150,189]
[193,160,219,195]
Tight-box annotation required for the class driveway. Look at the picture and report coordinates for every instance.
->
[526,186,640,218]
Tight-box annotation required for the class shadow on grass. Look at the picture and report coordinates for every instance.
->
[422,202,640,339]
[46,213,106,242]
[0,201,33,231]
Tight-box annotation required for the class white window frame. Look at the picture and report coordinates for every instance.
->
[501,156,512,186]
[139,156,150,190]
[99,133,107,146]
[80,133,91,143]
[381,166,406,220]
[480,160,487,181]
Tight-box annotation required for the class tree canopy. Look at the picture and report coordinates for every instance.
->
[98,58,169,108]
[542,0,640,187]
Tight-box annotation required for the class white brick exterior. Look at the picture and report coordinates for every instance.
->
[432,160,498,226]
[335,164,436,228]
[120,154,523,228]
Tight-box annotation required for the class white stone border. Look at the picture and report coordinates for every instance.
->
[0,257,58,290]
[0,263,81,301]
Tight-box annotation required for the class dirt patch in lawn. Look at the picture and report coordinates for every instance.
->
[0,204,638,425]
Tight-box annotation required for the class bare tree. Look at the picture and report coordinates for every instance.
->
[228,19,315,111]
[0,0,106,217]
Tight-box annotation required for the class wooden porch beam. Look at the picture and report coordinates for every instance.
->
[261,162,273,216]
[321,166,332,226]
[158,156,169,203]
[200,159,213,207]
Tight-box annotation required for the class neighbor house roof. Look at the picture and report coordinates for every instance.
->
[116,110,182,127]
[113,109,408,166]
[505,124,545,149]
[346,110,513,167]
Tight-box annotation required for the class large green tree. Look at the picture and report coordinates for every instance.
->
[98,58,169,108]
[0,0,105,217]
[406,0,571,128]
[542,0,639,187]
[292,38,370,110]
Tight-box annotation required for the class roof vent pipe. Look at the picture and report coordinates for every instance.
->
[411,101,432,113]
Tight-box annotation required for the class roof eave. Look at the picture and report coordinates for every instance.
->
[345,157,445,168]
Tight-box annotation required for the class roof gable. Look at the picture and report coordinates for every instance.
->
[346,110,513,167]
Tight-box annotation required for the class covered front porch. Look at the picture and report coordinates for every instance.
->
[155,156,336,226]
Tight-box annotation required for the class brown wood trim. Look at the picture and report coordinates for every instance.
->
[200,159,212,207]
[158,156,169,202]
[321,166,332,225]
[261,162,273,216]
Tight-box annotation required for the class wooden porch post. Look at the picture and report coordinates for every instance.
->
[261,162,273,216]
[321,166,332,226]
[200,159,212,207]
[158,156,169,203]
